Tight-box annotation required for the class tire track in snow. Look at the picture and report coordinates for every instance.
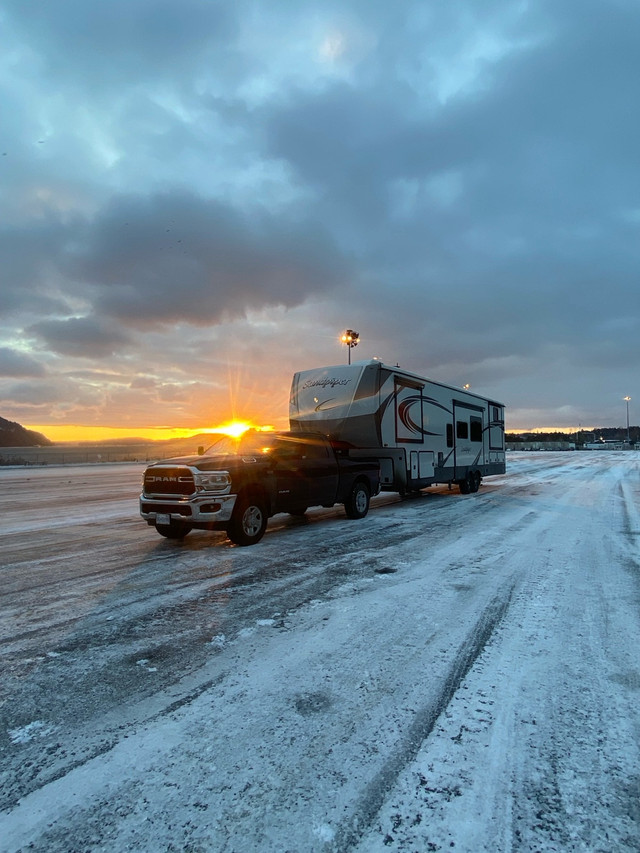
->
[352,454,640,852]
[619,474,640,553]
[332,576,518,853]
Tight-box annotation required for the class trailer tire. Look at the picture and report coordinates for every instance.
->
[470,471,482,493]
[344,480,370,519]
[156,521,191,539]
[458,475,471,494]
[227,494,268,546]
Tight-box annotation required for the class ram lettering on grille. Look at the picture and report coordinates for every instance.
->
[144,468,194,495]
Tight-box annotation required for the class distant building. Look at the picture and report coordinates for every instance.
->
[506,441,576,451]
[583,440,631,450]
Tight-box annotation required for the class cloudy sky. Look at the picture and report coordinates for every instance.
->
[1,0,639,438]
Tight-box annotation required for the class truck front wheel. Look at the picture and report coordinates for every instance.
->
[227,495,268,546]
[156,521,191,539]
[344,480,370,519]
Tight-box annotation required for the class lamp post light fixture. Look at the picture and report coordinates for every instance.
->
[624,396,631,443]
[341,329,360,364]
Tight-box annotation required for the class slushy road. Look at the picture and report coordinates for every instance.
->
[1,454,639,851]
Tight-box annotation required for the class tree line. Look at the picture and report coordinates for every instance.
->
[507,427,639,445]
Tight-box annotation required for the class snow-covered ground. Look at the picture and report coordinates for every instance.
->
[1,453,639,852]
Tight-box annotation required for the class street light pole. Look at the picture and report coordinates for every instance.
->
[624,396,631,443]
[341,329,360,364]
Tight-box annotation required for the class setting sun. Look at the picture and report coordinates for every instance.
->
[206,421,255,438]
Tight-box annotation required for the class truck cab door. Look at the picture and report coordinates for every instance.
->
[271,440,310,512]
[299,438,338,507]
[272,437,337,512]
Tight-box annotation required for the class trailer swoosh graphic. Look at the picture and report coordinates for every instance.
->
[314,398,338,412]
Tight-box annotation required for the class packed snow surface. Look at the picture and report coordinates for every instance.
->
[1,453,639,851]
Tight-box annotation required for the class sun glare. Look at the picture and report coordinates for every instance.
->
[201,421,276,439]
[206,421,255,438]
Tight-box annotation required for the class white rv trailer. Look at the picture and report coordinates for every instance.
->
[289,359,506,494]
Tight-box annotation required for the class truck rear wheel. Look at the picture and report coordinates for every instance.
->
[156,521,191,539]
[227,495,268,546]
[344,480,370,519]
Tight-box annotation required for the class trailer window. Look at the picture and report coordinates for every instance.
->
[354,365,378,401]
[446,423,453,448]
[470,417,483,442]
[456,420,468,440]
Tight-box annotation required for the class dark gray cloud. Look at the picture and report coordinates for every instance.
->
[60,191,351,328]
[0,221,73,315]
[1,0,638,429]
[2,0,237,89]
[29,317,133,358]
[260,0,640,374]
[0,379,71,406]
[1,190,351,331]
[0,348,47,378]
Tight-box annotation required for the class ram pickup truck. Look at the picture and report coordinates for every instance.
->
[140,430,380,546]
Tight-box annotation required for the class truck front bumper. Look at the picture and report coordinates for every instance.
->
[140,493,237,529]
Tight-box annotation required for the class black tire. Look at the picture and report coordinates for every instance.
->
[344,480,370,519]
[470,471,482,493]
[227,495,268,546]
[458,475,471,494]
[156,521,191,539]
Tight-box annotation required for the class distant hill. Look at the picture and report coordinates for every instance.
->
[0,417,54,447]
[68,433,222,450]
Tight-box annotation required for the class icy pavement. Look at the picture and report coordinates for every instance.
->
[1,454,639,851]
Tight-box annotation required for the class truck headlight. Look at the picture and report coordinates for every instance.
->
[194,471,231,493]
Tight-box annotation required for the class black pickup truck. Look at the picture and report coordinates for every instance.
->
[140,430,380,546]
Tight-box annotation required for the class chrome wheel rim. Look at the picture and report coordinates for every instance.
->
[242,506,263,536]
[354,488,368,513]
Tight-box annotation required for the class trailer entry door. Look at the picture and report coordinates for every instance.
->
[453,402,484,472]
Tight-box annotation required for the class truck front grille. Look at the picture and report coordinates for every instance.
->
[143,467,195,496]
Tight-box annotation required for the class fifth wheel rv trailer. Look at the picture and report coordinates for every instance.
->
[289,359,506,495]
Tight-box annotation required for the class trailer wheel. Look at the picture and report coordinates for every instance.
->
[344,480,370,519]
[459,472,481,494]
[227,495,268,546]
[156,521,191,539]
[458,475,472,494]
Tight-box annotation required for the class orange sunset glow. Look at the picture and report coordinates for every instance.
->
[24,420,273,443]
